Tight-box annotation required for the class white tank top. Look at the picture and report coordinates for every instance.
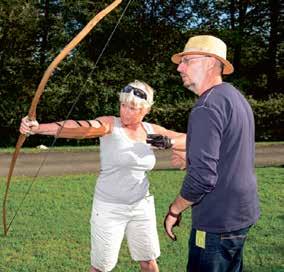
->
[94,117,156,204]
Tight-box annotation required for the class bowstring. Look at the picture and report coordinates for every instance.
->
[6,0,133,234]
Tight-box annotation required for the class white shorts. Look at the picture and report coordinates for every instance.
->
[90,195,160,272]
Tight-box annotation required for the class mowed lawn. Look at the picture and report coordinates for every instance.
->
[0,167,283,271]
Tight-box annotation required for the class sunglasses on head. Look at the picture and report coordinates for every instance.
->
[121,85,147,100]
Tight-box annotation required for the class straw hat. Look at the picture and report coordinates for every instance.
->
[171,35,234,75]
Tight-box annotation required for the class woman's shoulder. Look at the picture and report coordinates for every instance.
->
[95,116,117,133]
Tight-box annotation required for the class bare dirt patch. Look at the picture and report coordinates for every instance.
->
[0,145,283,177]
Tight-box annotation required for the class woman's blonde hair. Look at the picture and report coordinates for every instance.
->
[119,80,154,109]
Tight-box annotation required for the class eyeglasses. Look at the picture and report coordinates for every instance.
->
[121,85,147,100]
[180,56,211,65]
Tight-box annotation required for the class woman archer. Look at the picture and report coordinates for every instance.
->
[20,80,185,272]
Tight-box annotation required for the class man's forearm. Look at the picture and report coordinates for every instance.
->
[170,195,193,214]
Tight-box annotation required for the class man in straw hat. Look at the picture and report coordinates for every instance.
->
[161,35,260,271]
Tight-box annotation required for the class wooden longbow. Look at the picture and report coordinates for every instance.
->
[2,0,122,236]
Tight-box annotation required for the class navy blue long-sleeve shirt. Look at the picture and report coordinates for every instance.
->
[181,82,260,233]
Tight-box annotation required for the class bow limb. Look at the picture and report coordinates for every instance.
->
[2,0,122,236]
[3,134,26,236]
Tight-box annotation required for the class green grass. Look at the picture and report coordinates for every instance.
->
[0,168,283,271]
[0,145,100,154]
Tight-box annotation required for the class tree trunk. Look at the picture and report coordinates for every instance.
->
[267,0,281,93]
[40,0,50,66]
[232,0,248,72]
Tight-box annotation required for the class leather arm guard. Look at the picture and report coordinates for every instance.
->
[56,124,107,139]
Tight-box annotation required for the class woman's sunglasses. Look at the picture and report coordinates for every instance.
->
[121,85,147,100]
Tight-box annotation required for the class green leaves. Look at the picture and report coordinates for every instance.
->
[248,94,284,141]
[0,0,283,147]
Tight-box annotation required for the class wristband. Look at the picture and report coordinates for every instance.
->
[168,204,180,218]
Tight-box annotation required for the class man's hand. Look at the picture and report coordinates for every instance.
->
[20,116,39,135]
[164,204,182,241]
[146,134,173,149]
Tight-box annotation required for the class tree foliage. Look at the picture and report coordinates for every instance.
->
[0,0,283,146]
